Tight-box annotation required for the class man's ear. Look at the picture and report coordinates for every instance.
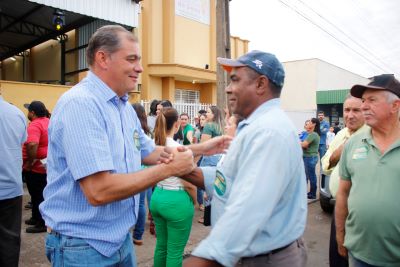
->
[94,50,109,70]
[391,99,400,114]
[256,75,269,95]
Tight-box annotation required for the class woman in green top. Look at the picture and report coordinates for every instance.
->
[301,118,320,199]
[199,105,224,225]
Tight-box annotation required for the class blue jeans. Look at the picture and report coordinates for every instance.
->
[319,144,327,159]
[45,232,136,267]
[349,252,378,267]
[303,155,318,198]
[197,188,204,205]
[133,188,152,240]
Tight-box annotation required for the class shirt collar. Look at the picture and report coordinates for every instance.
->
[86,71,129,104]
[237,98,281,133]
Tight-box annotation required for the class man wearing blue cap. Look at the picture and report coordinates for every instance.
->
[180,51,308,267]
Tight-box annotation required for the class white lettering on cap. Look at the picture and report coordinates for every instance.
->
[252,59,263,69]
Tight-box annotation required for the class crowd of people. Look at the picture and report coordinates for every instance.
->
[1,25,399,267]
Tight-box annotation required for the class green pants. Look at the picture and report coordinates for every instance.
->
[150,187,194,267]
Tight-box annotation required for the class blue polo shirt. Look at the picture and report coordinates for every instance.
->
[194,99,307,266]
[0,97,27,200]
[39,71,155,257]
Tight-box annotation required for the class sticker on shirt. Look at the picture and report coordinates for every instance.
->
[352,146,368,160]
[133,130,141,151]
[214,170,227,196]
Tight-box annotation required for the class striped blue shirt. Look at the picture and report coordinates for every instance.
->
[0,96,27,200]
[193,99,307,266]
[39,71,155,257]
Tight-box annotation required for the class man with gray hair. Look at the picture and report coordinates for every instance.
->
[39,25,226,266]
[336,74,400,266]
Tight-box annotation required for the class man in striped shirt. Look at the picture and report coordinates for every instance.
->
[39,25,225,267]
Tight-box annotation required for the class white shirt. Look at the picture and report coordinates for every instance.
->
[157,137,183,189]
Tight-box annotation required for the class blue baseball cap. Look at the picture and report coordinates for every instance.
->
[217,50,285,87]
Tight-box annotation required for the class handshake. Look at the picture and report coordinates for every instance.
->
[158,135,232,177]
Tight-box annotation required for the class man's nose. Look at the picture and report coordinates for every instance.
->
[225,83,232,93]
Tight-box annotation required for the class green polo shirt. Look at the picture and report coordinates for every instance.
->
[339,129,400,266]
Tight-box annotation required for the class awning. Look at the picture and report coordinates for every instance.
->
[0,0,139,61]
[28,0,139,28]
[316,89,349,104]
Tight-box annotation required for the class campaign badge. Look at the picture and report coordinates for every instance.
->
[214,170,227,196]
[133,130,141,151]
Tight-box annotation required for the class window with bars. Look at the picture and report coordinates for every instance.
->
[174,89,200,103]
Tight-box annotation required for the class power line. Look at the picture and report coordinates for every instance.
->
[296,0,393,73]
[277,0,392,74]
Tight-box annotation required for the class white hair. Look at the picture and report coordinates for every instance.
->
[383,90,400,103]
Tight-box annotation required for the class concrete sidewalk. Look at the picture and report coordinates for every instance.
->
[19,189,210,267]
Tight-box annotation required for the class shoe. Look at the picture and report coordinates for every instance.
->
[26,224,46,233]
[24,203,32,209]
[133,239,143,246]
[25,218,37,225]
[307,195,316,200]
[197,217,204,224]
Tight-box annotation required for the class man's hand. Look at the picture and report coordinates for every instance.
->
[163,147,195,177]
[336,232,348,258]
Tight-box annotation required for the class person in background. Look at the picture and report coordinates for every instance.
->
[22,100,50,233]
[150,107,197,267]
[333,121,341,135]
[194,113,207,212]
[194,109,207,130]
[318,111,330,158]
[326,126,336,148]
[147,99,160,133]
[322,94,366,267]
[131,103,153,246]
[198,105,224,225]
[180,113,195,145]
[194,113,206,144]
[0,90,27,267]
[301,117,321,200]
[299,119,311,141]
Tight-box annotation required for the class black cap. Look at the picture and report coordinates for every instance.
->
[351,74,400,98]
[24,101,47,117]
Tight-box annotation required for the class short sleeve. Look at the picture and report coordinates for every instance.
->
[26,122,41,143]
[305,132,316,144]
[202,123,214,136]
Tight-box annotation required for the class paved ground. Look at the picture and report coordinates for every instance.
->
[19,190,332,267]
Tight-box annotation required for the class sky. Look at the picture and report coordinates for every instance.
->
[229,0,400,79]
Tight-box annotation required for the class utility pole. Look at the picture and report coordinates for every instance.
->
[216,0,231,110]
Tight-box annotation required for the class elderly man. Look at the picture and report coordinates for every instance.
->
[177,50,307,267]
[39,25,226,267]
[321,94,367,267]
[336,74,400,267]
[0,90,27,267]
